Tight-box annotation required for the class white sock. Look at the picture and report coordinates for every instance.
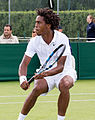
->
[58,115,65,120]
[17,113,27,120]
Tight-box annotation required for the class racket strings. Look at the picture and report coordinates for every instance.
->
[45,45,65,70]
[37,44,65,73]
[28,44,66,84]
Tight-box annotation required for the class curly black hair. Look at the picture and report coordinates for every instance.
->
[36,8,60,30]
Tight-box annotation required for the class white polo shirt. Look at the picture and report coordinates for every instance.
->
[25,30,72,70]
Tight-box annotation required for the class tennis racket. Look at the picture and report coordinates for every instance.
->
[28,44,66,84]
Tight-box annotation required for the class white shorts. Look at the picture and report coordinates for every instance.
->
[34,68,77,96]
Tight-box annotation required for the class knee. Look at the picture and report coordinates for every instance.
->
[59,79,69,91]
[32,85,42,97]
[59,76,73,92]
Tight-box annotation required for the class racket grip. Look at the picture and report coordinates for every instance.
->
[28,76,35,84]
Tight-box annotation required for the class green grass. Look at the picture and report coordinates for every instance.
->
[0,80,95,120]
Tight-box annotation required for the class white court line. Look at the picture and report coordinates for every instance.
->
[0,102,24,105]
[72,99,95,102]
[0,95,27,98]
[71,93,95,95]
[0,93,95,98]
[0,99,95,105]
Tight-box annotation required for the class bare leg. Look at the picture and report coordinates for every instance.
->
[21,79,48,115]
[58,75,73,116]
[58,89,70,116]
[21,91,39,115]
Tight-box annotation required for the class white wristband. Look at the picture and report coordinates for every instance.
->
[19,76,27,85]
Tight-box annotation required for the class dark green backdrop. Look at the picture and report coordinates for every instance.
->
[0,43,40,81]
[0,42,95,81]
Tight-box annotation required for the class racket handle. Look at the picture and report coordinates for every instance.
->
[28,76,35,84]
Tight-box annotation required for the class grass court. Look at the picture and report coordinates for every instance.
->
[0,80,95,120]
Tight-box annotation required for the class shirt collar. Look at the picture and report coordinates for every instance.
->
[1,34,13,39]
[40,30,56,45]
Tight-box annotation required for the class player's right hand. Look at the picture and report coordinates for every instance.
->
[20,81,30,90]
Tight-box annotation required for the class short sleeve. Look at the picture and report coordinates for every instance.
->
[25,38,36,58]
[61,34,71,56]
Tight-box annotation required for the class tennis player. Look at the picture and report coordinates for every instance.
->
[17,8,77,120]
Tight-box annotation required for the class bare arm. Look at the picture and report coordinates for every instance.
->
[35,56,66,79]
[19,54,31,90]
[19,55,31,76]
[45,56,66,76]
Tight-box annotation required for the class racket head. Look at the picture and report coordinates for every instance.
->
[43,44,66,70]
[28,44,66,84]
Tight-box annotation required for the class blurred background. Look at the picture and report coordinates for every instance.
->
[0,0,95,81]
[0,2,95,120]
[0,0,95,41]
